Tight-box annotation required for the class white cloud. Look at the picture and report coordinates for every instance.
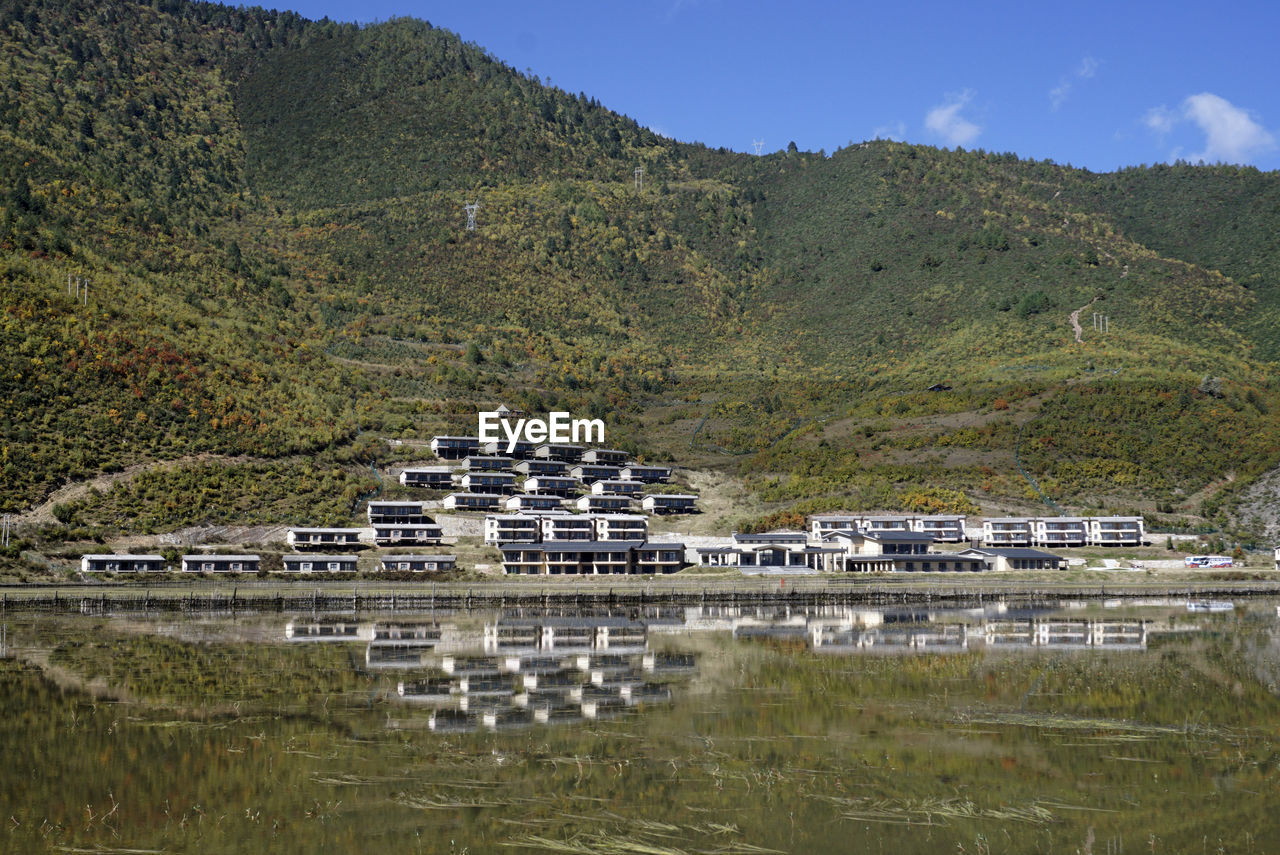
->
[1182,93,1275,164]
[925,90,980,147]
[1143,105,1175,135]
[872,121,906,141]
[1050,55,1099,110]
[1049,82,1072,111]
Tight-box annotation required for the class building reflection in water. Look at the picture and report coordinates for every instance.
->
[280,601,1190,732]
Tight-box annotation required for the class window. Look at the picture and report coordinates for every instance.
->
[327,562,341,572]
[300,562,313,572]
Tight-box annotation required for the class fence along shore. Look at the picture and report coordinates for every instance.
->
[2,579,1278,615]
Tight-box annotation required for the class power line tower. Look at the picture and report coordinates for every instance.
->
[464,201,479,231]
[752,139,765,156]
[634,166,643,190]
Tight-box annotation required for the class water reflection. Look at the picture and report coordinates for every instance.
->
[283,612,699,733]
[266,601,1239,732]
[1,597,1273,854]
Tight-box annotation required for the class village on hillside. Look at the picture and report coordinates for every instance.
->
[69,412,1260,580]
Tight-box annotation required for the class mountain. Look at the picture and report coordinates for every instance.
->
[3,0,1279,551]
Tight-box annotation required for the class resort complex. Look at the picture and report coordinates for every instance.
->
[73,427,1157,577]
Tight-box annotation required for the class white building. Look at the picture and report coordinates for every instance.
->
[911,515,968,543]
[982,518,1033,547]
[1087,517,1145,546]
[1033,517,1088,548]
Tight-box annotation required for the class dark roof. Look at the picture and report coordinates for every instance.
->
[734,532,807,544]
[862,531,935,542]
[504,541,645,554]
[962,547,1062,559]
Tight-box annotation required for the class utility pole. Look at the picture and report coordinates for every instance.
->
[464,201,479,231]
[634,166,643,191]
[752,139,765,156]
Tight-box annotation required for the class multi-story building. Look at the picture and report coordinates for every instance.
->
[911,515,968,543]
[982,518,1034,547]
[499,541,687,575]
[1087,517,1146,546]
[593,514,648,541]
[1033,517,1088,548]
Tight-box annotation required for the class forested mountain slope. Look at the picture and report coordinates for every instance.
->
[3,0,1280,544]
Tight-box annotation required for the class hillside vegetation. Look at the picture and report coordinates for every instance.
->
[3,0,1280,553]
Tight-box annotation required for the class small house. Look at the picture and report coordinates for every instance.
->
[535,443,585,463]
[443,492,504,511]
[641,493,698,514]
[482,439,535,458]
[460,455,516,472]
[620,465,671,483]
[378,554,457,573]
[430,435,482,460]
[523,475,580,496]
[577,494,633,513]
[460,471,518,494]
[287,528,364,550]
[590,479,644,497]
[570,464,622,484]
[504,494,563,512]
[367,501,430,525]
[581,449,629,465]
[80,554,167,574]
[399,467,453,489]
[281,554,359,574]
[181,554,261,574]
[372,522,444,546]
[514,459,570,477]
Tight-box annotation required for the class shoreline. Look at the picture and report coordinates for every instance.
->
[3,574,1278,614]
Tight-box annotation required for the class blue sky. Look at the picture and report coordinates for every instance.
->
[261,0,1280,172]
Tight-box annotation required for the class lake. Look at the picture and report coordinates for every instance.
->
[1,598,1278,853]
